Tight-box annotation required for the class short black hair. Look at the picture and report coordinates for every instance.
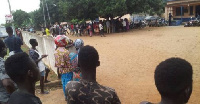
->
[5,52,34,83]
[6,26,13,34]
[155,57,193,99]
[78,45,99,69]
[0,39,5,52]
[29,39,36,45]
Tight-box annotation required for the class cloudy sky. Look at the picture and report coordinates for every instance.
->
[0,0,40,24]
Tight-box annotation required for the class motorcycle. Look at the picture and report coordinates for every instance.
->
[184,21,193,27]
[184,19,200,27]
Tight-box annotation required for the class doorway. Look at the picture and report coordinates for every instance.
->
[196,5,200,17]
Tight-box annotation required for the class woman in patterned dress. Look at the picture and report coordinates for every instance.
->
[54,35,73,99]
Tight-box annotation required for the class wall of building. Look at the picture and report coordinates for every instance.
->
[172,5,196,19]
[165,1,200,21]
[22,32,76,74]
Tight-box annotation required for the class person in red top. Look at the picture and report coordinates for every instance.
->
[70,24,74,35]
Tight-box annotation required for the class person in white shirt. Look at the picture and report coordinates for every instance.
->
[99,22,106,37]
[123,19,127,31]
[29,39,49,94]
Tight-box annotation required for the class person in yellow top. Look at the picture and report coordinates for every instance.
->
[45,27,50,36]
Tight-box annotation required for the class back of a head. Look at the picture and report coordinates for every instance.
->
[5,52,33,84]
[78,45,99,70]
[6,26,13,34]
[29,39,36,46]
[155,57,193,99]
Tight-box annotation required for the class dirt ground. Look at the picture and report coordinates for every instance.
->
[37,26,200,104]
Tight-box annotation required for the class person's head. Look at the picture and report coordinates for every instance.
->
[5,52,40,85]
[29,39,38,47]
[0,39,7,57]
[78,45,100,71]
[54,35,69,47]
[6,26,13,35]
[155,58,193,103]
[74,39,84,51]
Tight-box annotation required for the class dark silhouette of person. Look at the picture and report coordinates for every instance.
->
[5,52,42,104]
[140,58,193,104]
[169,13,172,26]
[66,45,121,104]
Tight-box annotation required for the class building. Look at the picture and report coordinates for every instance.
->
[165,0,200,22]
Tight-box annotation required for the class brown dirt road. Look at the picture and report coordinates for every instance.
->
[37,26,200,104]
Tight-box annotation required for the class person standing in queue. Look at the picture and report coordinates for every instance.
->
[4,27,23,54]
[99,21,106,37]
[54,35,73,100]
[66,45,121,104]
[29,39,50,94]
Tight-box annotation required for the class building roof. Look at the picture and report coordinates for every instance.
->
[168,0,200,1]
[167,0,200,6]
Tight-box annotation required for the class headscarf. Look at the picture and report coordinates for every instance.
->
[54,35,70,47]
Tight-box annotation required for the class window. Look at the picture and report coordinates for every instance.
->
[176,7,184,16]
[184,7,188,13]
[190,6,194,15]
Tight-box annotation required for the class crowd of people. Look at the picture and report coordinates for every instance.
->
[0,26,194,104]
[41,18,136,38]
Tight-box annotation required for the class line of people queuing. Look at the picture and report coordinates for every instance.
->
[0,27,194,104]
[42,18,132,38]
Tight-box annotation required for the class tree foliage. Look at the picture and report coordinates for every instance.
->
[64,0,98,21]
[12,10,29,28]
[96,0,127,18]
[13,0,165,29]
[126,0,164,16]
[65,0,164,19]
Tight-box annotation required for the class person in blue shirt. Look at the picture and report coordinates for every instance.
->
[4,27,23,53]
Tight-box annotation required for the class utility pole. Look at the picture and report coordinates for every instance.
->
[7,0,16,36]
[42,0,46,27]
[45,0,51,26]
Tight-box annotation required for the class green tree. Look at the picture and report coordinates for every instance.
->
[29,9,44,29]
[126,0,164,16]
[12,10,30,28]
[64,0,98,21]
[96,0,127,18]
[26,0,165,30]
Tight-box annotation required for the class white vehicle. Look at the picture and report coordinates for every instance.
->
[133,16,145,24]
[0,27,8,38]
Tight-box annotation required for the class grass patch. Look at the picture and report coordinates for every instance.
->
[21,44,30,54]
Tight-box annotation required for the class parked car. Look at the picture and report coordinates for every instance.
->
[0,27,8,38]
[145,16,156,25]
[133,16,145,25]
[145,16,167,27]
[148,18,160,27]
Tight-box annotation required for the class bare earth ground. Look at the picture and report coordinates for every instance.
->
[37,26,200,104]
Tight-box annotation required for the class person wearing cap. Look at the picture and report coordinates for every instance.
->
[54,35,73,100]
